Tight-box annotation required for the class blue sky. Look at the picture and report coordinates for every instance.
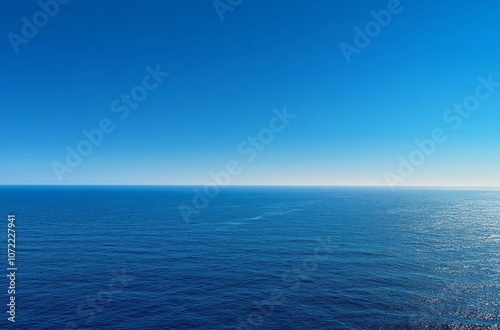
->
[1,0,499,186]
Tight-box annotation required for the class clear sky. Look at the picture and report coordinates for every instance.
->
[1,0,499,186]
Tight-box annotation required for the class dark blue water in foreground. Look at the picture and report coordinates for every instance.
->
[0,186,499,329]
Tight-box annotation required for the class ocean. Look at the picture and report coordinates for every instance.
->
[0,186,498,329]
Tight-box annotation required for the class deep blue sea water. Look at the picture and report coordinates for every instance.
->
[0,186,498,329]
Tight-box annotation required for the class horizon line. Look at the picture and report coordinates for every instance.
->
[0,184,499,189]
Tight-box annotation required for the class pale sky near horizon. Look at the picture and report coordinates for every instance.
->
[1,0,500,186]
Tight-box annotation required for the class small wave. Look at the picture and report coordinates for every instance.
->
[246,215,264,220]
